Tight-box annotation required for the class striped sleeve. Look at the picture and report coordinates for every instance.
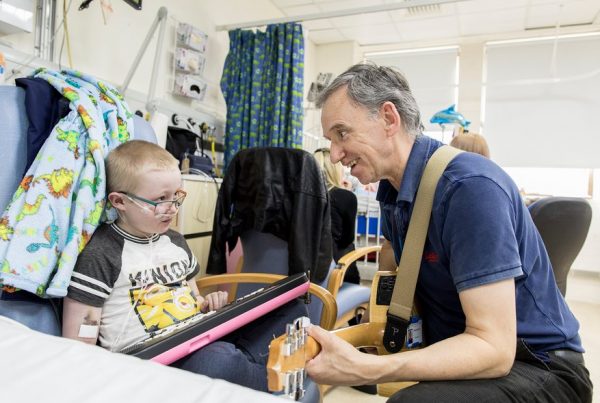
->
[67,225,122,307]
[167,229,200,280]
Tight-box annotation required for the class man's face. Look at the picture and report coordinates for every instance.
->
[320,87,391,185]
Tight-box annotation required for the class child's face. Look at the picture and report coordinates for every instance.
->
[115,166,183,237]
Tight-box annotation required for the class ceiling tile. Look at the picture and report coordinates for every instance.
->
[307,28,347,44]
[282,4,322,16]
[394,15,460,41]
[405,1,458,18]
[317,0,386,13]
[338,23,402,45]
[246,0,600,46]
[457,0,529,14]
[459,7,526,36]
[388,1,457,22]
[525,1,600,28]
[330,11,393,28]
[302,18,335,30]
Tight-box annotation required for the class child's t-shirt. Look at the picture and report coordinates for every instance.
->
[67,223,200,352]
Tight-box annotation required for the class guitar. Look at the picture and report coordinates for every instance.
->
[267,271,419,400]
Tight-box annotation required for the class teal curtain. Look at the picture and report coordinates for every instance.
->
[220,23,304,167]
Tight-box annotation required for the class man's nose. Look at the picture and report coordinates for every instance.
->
[329,143,344,164]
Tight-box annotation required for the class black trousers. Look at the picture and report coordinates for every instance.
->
[387,340,593,403]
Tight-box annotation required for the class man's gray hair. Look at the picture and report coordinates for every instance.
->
[316,62,424,138]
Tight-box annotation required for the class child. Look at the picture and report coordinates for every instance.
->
[63,140,305,391]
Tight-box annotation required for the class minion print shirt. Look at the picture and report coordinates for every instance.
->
[67,223,200,352]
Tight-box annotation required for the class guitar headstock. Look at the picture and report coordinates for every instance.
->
[267,316,319,400]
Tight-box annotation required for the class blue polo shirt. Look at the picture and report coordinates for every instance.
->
[377,136,582,356]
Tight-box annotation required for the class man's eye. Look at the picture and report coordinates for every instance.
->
[338,129,347,138]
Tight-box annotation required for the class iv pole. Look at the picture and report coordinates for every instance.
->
[120,6,168,115]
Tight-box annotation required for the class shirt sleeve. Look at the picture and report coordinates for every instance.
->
[67,230,122,307]
[167,230,200,280]
[441,176,524,292]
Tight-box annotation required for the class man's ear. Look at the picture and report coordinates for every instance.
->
[381,101,402,136]
[108,192,126,211]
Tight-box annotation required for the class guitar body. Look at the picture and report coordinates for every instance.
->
[267,271,418,398]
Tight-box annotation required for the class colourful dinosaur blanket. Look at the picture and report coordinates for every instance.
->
[0,69,132,297]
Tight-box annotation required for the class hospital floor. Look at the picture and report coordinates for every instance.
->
[324,269,600,403]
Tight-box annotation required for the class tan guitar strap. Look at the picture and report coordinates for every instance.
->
[383,145,463,353]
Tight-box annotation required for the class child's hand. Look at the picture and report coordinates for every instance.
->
[198,291,228,313]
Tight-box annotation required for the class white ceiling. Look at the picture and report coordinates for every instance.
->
[260,0,600,46]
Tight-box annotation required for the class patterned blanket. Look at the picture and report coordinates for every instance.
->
[0,69,132,297]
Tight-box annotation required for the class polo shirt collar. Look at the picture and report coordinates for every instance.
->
[377,135,440,205]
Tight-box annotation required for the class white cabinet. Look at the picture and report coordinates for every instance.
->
[172,175,221,276]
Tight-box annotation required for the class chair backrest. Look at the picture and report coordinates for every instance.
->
[133,114,158,144]
[0,86,60,334]
[233,230,332,329]
[0,86,155,212]
[235,230,289,297]
[528,197,592,296]
[208,147,332,283]
[0,86,157,335]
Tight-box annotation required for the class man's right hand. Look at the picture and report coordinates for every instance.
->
[305,325,379,386]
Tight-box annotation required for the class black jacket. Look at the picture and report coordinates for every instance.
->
[207,147,332,283]
[329,187,360,284]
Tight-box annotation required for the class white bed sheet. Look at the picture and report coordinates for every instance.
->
[0,316,284,403]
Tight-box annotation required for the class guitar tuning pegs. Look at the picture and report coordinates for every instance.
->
[284,371,297,400]
[299,316,311,328]
[296,369,305,401]
[283,370,306,401]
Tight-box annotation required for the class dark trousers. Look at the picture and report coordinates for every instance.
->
[388,340,593,403]
[171,298,308,392]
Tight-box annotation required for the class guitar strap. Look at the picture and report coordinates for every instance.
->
[383,145,463,353]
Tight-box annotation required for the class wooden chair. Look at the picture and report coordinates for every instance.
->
[227,238,379,331]
[325,245,380,328]
[196,272,337,330]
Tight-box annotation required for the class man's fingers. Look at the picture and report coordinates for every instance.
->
[307,324,327,341]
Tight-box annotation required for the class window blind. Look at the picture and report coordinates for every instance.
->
[484,34,600,168]
[366,47,459,132]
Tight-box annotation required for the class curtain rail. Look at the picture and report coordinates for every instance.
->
[215,0,464,31]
